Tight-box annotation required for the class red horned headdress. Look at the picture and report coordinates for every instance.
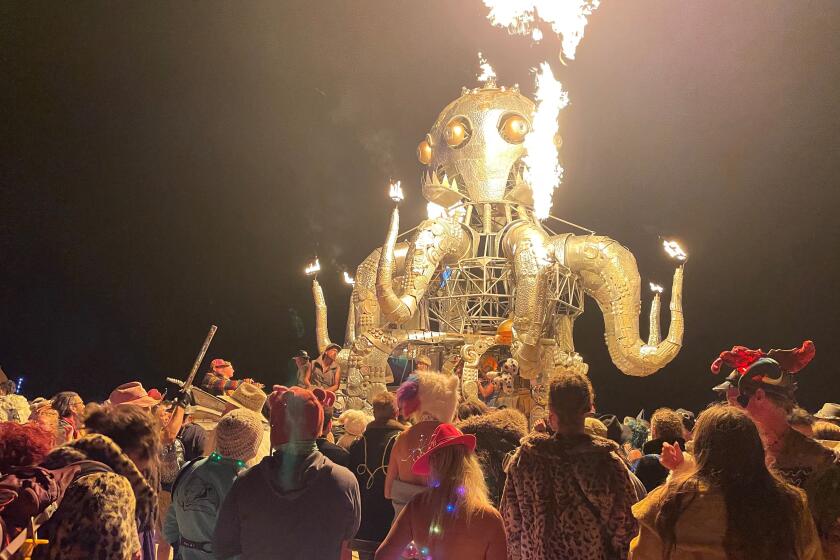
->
[710,340,815,392]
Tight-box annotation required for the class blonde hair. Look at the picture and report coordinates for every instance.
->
[420,444,492,530]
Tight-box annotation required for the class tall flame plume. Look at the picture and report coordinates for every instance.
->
[524,62,568,220]
[482,0,601,61]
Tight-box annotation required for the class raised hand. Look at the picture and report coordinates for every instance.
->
[660,440,684,471]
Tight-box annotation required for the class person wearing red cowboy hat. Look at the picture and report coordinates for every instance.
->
[376,423,507,560]
[385,371,460,518]
[668,340,840,557]
[109,381,164,409]
[214,385,360,560]
[201,358,263,397]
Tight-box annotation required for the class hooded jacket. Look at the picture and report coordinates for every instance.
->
[500,432,638,560]
[33,434,157,560]
[213,448,361,560]
[457,408,528,506]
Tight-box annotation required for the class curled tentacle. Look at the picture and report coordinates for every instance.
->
[564,235,684,377]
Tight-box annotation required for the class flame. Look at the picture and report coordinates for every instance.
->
[343,271,355,285]
[482,0,601,61]
[649,282,664,293]
[305,257,321,276]
[663,240,688,261]
[389,180,404,203]
[477,52,497,84]
[524,62,569,220]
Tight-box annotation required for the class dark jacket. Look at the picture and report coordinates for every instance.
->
[346,419,404,541]
[633,437,685,492]
[214,449,361,560]
[457,408,528,506]
[318,437,350,467]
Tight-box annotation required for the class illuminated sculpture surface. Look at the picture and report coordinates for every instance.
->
[312,83,684,423]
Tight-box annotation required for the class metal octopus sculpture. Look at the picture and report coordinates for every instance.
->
[311,82,684,423]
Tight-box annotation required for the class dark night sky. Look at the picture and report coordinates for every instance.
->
[2,1,839,417]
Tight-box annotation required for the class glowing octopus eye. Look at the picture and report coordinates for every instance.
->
[445,117,471,149]
[417,138,433,165]
[499,114,530,144]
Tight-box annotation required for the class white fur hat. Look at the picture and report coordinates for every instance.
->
[397,371,460,423]
[338,409,372,437]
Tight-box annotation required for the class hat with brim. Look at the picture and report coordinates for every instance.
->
[736,358,796,396]
[814,403,840,421]
[109,382,163,408]
[324,343,342,353]
[219,382,267,417]
[712,368,742,393]
[415,355,432,367]
[411,423,477,476]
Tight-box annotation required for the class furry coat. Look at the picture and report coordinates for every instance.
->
[33,434,157,560]
[500,432,638,560]
[457,408,528,506]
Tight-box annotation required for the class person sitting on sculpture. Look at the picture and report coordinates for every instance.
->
[201,358,263,396]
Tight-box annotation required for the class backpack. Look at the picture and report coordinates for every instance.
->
[0,460,112,559]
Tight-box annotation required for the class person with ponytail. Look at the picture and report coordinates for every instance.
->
[375,423,507,560]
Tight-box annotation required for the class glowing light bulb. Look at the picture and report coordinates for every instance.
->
[343,271,355,285]
[649,282,664,293]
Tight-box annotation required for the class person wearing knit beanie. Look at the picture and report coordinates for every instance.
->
[163,410,262,558]
[216,408,264,462]
[214,385,361,560]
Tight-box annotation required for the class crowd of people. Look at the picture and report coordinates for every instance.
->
[0,339,838,560]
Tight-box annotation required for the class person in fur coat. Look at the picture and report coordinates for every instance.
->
[457,407,528,506]
[501,373,638,560]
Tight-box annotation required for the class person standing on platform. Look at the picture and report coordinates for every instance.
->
[294,350,313,388]
[311,344,342,393]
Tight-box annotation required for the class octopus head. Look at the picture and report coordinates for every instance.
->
[417,85,535,207]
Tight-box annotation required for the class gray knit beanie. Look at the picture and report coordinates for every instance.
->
[216,408,263,461]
